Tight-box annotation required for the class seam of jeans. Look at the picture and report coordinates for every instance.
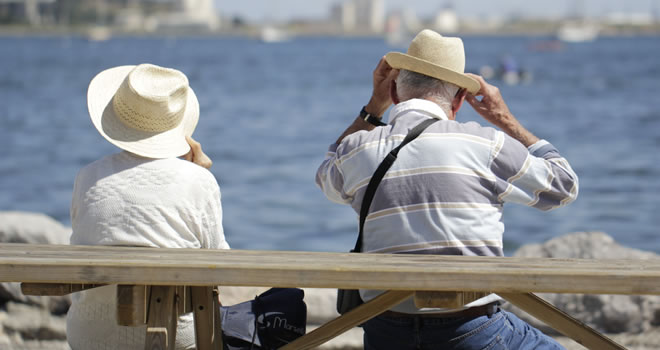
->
[504,312,526,338]
[449,311,504,344]
[482,334,505,350]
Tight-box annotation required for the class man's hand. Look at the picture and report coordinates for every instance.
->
[183,136,213,169]
[465,73,539,147]
[365,56,398,117]
[464,73,514,128]
[333,57,399,145]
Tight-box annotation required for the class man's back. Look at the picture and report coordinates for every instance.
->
[317,29,574,349]
[317,99,577,257]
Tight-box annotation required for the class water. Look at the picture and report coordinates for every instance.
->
[1,34,659,255]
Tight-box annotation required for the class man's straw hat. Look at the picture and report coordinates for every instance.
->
[87,64,199,159]
[385,29,480,94]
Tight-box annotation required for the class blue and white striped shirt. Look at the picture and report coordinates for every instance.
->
[316,99,579,312]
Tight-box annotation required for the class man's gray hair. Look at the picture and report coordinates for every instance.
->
[396,69,460,114]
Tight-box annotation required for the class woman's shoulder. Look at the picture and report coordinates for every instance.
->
[158,157,219,182]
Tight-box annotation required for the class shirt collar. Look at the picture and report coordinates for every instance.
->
[388,98,449,124]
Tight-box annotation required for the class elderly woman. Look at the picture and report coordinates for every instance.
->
[66,63,229,350]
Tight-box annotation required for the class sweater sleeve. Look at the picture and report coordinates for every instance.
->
[490,133,579,211]
[202,181,230,250]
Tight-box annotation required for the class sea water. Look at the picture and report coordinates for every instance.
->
[1,35,658,255]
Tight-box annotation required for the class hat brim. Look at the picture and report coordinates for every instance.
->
[386,52,480,94]
[87,65,200,159]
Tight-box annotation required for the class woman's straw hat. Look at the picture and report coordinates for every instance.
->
[385,29,480,94]
[87,64,199,159]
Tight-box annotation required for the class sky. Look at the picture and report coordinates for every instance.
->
[214,0,658,22]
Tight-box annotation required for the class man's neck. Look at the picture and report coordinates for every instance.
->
[399,97,455,120]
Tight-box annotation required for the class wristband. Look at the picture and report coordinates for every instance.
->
[359,106,387,127]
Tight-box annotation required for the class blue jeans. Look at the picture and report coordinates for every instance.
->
[363,308,565,350]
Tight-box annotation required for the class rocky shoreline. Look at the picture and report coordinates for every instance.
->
[1,211,659,349]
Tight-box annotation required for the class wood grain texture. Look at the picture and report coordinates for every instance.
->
[20,282,105,296]
[145,286,177,350]
[117,285,147,326]
[500,293,627,350]
[191,286,221,350]
[2,244,659,295]
[281,290,413,350]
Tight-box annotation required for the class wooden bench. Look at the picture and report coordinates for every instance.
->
[2,243,660,349]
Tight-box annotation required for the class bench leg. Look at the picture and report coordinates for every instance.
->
[191,286,223,350]
[500,292,627,350]
[117,285,148,326]
[281,290,413,350]
[145,286,178,350]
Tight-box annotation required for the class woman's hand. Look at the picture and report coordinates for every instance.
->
[183,136,213,169]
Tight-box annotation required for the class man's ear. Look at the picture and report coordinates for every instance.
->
[390,79,400,105]
[450,88,468,119]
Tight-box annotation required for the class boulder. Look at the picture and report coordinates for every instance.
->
[0,282,70,316]
[0,211,71,245]
[0,211,72,315]
[0,211,72,349]
[0,302,67,341]
[504,231,660,334]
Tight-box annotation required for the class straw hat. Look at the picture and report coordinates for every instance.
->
[385,29,480,94]
[87,63,199,159]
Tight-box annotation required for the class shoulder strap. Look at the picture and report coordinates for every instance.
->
[352,118,439,252]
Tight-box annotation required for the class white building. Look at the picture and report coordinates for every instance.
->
[433,6,459,34]
[355,0,384,33]
[332,0,384,33]
[0,0,55,25]
[331,1,356,32]
[147,0,219,32]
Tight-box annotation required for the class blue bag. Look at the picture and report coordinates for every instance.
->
[221,288,307,350]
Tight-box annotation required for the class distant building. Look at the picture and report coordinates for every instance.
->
[331,0,384,34]
[0,0,55,25]
[384,8,420,47]
[0,0,220,32]
[433,5,459,34]
[148,0,219,32]
[330,1,356,32]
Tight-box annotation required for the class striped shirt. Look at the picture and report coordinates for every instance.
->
[316,99,579,312]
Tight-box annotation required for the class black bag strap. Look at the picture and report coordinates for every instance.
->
[352,117,439,253]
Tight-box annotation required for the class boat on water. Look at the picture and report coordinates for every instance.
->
[557,22,599,43]
[259,26,291,43]
[479,55,532,86]
[85,26,112,42]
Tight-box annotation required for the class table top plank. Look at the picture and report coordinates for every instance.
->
[1,243,659,295]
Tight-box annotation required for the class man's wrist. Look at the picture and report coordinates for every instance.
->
[365,97,390,118]
[360,106,387,127]
[499,117,539,147]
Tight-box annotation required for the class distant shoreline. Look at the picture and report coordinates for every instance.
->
[1,24,659,40]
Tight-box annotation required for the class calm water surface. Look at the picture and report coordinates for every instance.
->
[1,35,659,254]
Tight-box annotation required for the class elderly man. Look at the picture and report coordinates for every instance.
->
[316,29,578,349]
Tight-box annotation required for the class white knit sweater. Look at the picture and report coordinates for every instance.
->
[67,151,230,350]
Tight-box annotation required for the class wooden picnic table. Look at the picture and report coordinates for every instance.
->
[2,243,660,349]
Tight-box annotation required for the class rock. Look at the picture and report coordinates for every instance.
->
[0,212,72,349]
[0,282,70,316]
[0,302,67,341]
[514,231,658,260]
[0,212,72,316]
[505,231,660,334]
[554,327,660,350]
[0,211,71,245]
